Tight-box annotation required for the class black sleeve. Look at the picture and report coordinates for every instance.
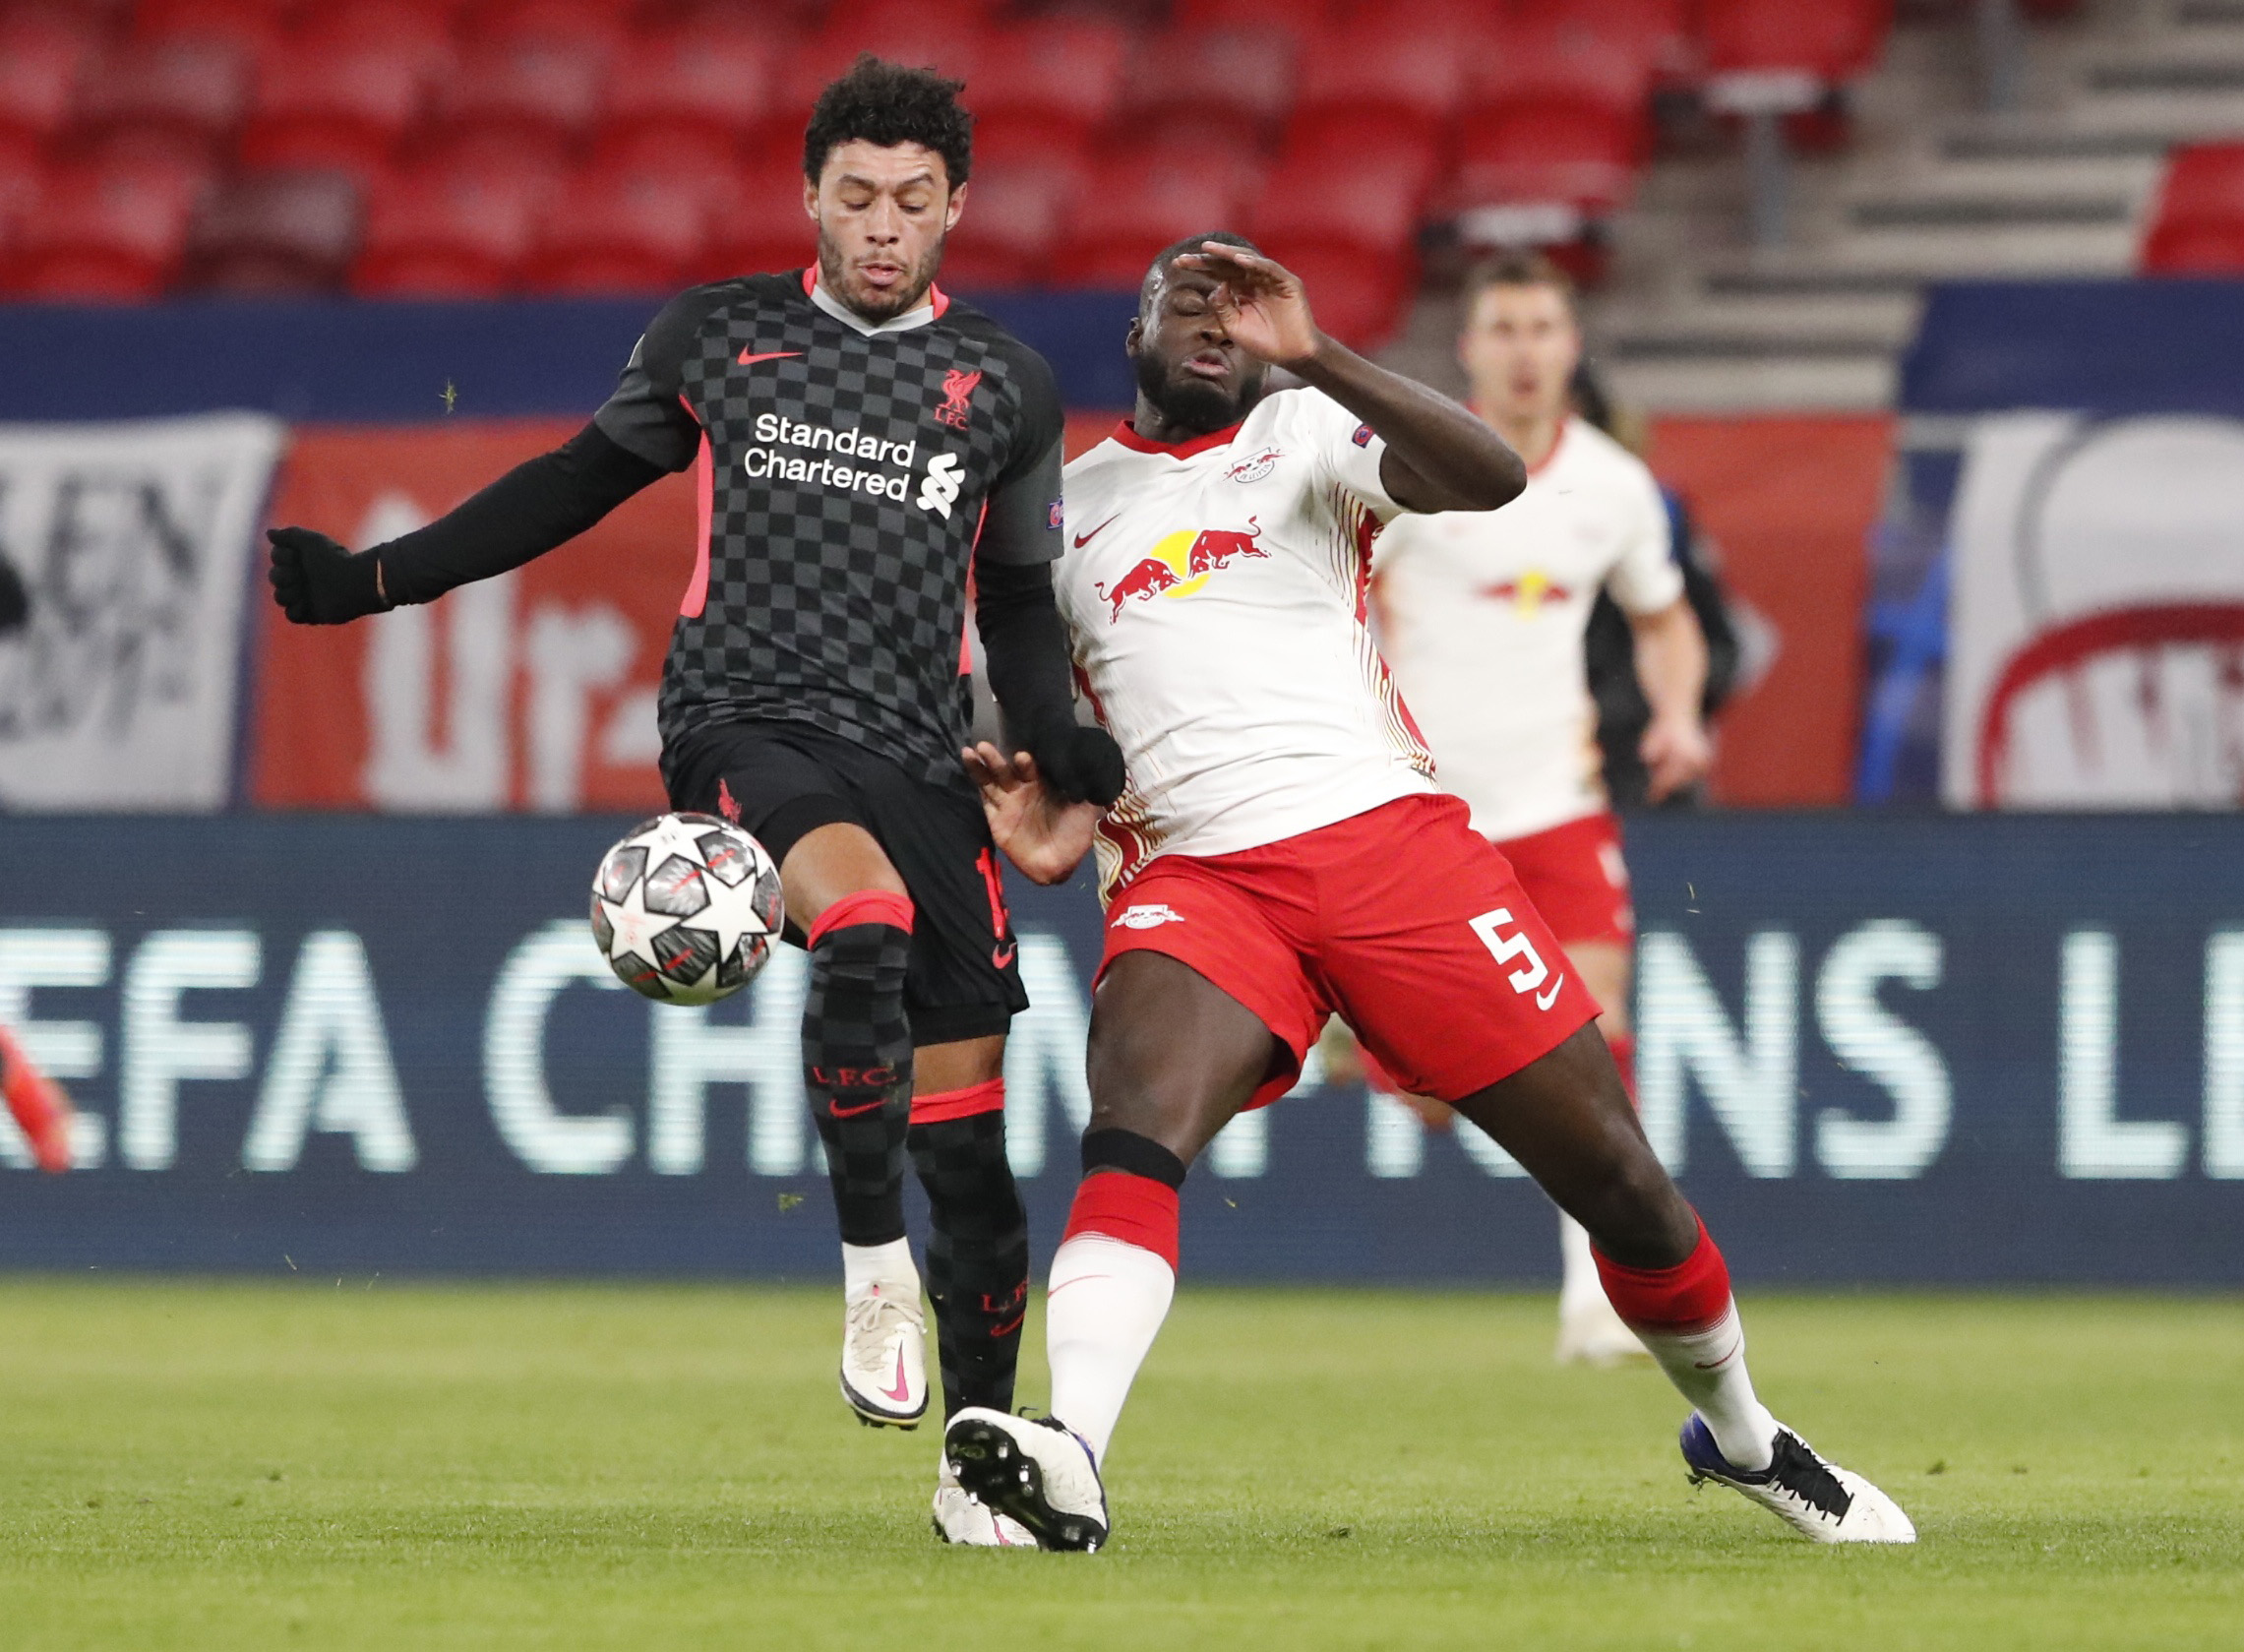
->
[974,559,1077,745]
[374,422,665,606]
[0,556,26,636]
[590,285,725,473]
[976,342,1066,569]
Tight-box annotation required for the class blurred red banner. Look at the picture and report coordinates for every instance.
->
[250,422,696,813]
[1648,415,1892,808]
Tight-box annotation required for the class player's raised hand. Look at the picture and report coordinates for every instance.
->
[267,526,392,625]
[1175,242,1322,370]
[1641,712,1713,802]
[962,741,1099,886]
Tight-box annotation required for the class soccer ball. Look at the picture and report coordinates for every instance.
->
[589,813,784,1005]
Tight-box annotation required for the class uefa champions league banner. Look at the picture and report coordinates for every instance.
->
[0,415,284,810]
[0,812,2240,1286]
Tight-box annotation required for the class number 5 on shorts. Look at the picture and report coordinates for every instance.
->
[1470,907,1562,1008]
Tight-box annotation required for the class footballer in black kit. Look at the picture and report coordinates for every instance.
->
[266,57,1121,1544]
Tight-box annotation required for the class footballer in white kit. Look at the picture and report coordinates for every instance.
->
[1371,253,1714,1367]
[939,235,1910,1557]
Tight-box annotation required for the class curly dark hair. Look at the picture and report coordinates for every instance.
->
[803,54,973,188]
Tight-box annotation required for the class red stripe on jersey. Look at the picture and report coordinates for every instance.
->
[1111,419,1243,459]
[681,424,713,618]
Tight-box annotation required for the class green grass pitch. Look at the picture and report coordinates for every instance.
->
[0,1281,2236,1651]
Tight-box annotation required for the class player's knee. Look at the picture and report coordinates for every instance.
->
[1580,1152,1695,1264]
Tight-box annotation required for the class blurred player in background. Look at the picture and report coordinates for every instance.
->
[264,58,1121,1545]
[941,237,1911,1553]
[1369,253,1714,1365]
[0,563,73,1175]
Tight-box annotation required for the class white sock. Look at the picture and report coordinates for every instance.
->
[1631,1298,1778,1472]
[1557,1212,1607,1316]
[1045,1234,1175,1465]
[841,1237,918,1303]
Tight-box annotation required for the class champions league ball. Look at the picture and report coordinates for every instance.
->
[590,813,784,1006]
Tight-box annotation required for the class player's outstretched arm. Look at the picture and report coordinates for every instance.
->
[962,742,1099,887]
[267,423,666,626]
[1176,242,1527,516]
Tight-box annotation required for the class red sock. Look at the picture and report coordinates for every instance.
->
[1593,1216,1730,1334]
[1062,1171,1180,1271]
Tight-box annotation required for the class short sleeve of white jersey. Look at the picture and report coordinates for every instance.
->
[1603,457,1684,616]
[1303,390,1402,523]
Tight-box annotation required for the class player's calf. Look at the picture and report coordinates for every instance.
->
[803,888,923,1426]
[908,1079,1030,1418]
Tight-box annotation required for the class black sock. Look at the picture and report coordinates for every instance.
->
[909,1105,1029,1417]
[803,918,915,1247]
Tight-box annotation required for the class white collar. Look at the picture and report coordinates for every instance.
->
[808,273,940,337]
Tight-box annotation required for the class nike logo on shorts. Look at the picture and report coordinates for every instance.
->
[1536,973,1564,1011]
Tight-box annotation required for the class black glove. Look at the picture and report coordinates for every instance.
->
[268,526,391,625]
[1026,717,1126,809]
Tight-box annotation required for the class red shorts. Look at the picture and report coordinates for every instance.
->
[1098,793,1602,1110]
[1493,810,1633,948]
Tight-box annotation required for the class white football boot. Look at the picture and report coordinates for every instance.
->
[1555,1290,1652,1367]
[943,1407,1110,1553]
[932,1454,1034,1548]
[1681,1414,1916,1544]
[838,1280,929,1429]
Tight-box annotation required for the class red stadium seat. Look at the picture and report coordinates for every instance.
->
[183,167,361,292]
[1290,17,1467,153]
[1259,243,1410,351]
[131,0,293,67]
[2142,143,2244,275]
[71,36,253,151]
[4,153,212,299]
[520,162,709,294]
[238,40,429,184]
[351,161,553,295]
[430,36,607,153]
[0,12,95,163]
[1171,0,1336,52]
[1251,145,1427,259]
[1702,0,1891,82]
[1514,0,1693,83]
[1117,28,1297,153]
[599,23,778,157]
[941,146,1088,289]
[697,157,817,283]
[1452,102,1641,216]
[963,18,1130,142]
[297,0,461,77]
[1048,150,1243,289]
[1464,12,1655,124]
[463,0,630,63]
[775,6,984,130]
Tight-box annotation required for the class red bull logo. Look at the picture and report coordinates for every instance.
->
[1095,518,1266,622]
[1483,570,1573,615]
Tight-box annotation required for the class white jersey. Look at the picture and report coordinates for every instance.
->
[1058,389,1437,900]
[1372,415,1681,843]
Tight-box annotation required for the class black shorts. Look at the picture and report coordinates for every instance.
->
[662,718,1027,1046]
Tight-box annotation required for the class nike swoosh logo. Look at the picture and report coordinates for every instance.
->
[881,1346,912,1403]
[1073,514,1121,548]
[1536,972,1564,1011]
[1693,1338,1741,1370]
[737,349,803,366]
[989,1313,1024,1338]
[992,945,1017,969]
[828,1096,888,1119]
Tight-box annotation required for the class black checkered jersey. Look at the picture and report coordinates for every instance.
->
[595,269,1065,788]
